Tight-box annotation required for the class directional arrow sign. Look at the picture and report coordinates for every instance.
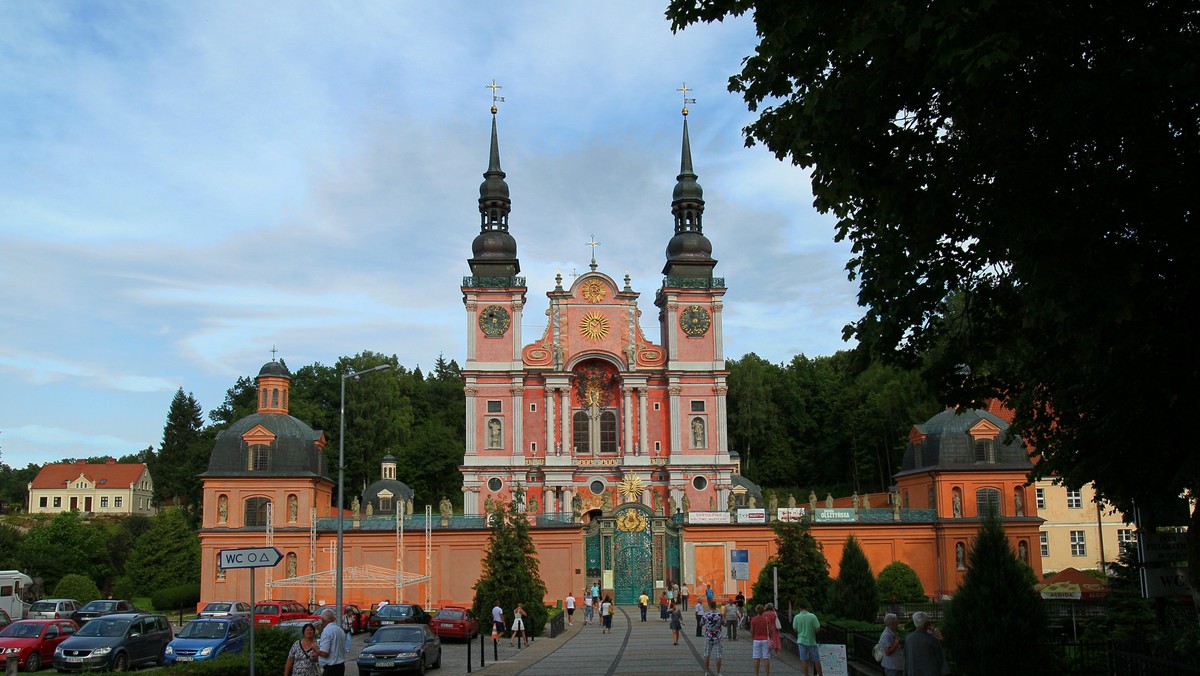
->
[219,547,283,570]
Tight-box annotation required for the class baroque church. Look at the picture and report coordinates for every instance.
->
[196,104,1043,610]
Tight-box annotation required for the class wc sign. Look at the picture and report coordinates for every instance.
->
[219,547,283,570]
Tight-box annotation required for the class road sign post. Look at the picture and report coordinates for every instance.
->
[220,547,283,676]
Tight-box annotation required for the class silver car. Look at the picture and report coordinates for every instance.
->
[26,599,80,620]
[197,601,252,618]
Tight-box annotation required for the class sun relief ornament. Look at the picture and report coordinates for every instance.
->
[581,279,606,303]
[619,474,646,502]
[579,312,609,341]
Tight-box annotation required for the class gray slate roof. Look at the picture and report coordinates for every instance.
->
[900,408,1030,472]
[201,412,328,479]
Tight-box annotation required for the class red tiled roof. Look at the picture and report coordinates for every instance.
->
[30,461,148,489]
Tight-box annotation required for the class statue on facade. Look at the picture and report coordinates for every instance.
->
[218,495,228,523]
[484,495,494,514]
[952,493,963,518]
[651,491,661,515]
[682,492,691,513]
[851,492,861,509]
[365,502,374,516]
[351,497,360,518]
[787,493,796,509]
[602,492,612,512]
[825,493,834,508]
[863,493,871,509]
[728,498,737,517]
[488,418,502,447]
[1019,541,1028,562]
[288,494,298,522]
[529,496,539,514]
[892,497,901,521]
[691,417,705,447]
[709,495,717,511]
[572,493,583,522]
[439,496,453,525]
[768,493,778,516]
[809,491,818,510]
[1014,491,1024,517]
[287,553,297,578]
[956,542,966,569]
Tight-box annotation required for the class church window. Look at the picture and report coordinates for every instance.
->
[692,476,708,491]
[654,403,660,410]
[974,438,996,463]
[249,444,270,471]
[589,480,606,495]
[573,411,589,453]
[272,388,280,408]
[975,488,1001,517]
[487,400,502,413]
[261,390,268,409]
[654,442,661,451]
[531,442,537,453]
[488,477,503,492]
[599,411,617,453]
[283,390,288,409]
[380,497,393,512]
[690,400,705,412]
[244,498,271,527]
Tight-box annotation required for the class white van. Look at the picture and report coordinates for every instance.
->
[0,570,33,619]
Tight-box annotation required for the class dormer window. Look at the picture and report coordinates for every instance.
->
[249,444,271,471]
[974,438,996,463]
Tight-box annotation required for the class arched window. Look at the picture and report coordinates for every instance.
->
[260,390,268,409]
[573,412,590,453]
[244,498,271,527]
[283,390,288,410]
[248,444,270,471]
[599,411,617,453]
[976,488,1002,517]
[272,388,280,408]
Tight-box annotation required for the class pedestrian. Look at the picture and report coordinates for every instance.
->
[681,583,690,611]
[904,611,946,676]
[879,613,903,676]
[283,622,320,676]
[638,589,650,622]
[659,591,669,620]
[565,592,577,626]
[600,595,613,633]
[750,603,776,676]
[724,597,741,640]
[763,603,781,655]
[792,600,822,676]
[695,597,705,637]
[583,588,595,625]
[705,584,714,605]
[511,603,527,647]
[316,608,347,676]
[669,601,683,645]
[341,606,354,655]
[592,581,601,618]
[491,600,505,638]
[701,600,725,676]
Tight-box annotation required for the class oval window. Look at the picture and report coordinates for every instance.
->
[589,480,605,495]
[488,477,502,492]
[692,476,708,491]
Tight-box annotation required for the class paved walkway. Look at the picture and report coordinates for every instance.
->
[479,605,818,676]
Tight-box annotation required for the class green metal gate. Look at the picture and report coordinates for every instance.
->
[612,506,653,604]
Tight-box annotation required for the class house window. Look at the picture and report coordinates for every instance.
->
[1036,488,1045,510]
[487,400,502,413]
[599,411,618,453]
[691,400,705,412]
[114,497,123,508]
[244,498,271,527]
[1070,530,1087,557]
[39,497,47,508]
[1117,529,1136,546]
[53,497,61,508]
[975,488,1002,517]
[974,438,995,463]
[1040,531,1049,557]
[101,497,109,508]
[530,403,537,412]
[249,444,270,471]
[573,412,590,453]
[1067,490,1083,509]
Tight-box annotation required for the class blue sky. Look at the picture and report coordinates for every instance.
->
[0,1,861,469]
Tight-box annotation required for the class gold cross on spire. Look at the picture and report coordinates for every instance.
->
[486,79,506,114]
[677,82,696,116]
[586,234,602,271]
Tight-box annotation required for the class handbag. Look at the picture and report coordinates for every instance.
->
[872,643,885,662]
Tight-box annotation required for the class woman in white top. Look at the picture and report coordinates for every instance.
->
[600,596,613,634]
[511,603,527,646]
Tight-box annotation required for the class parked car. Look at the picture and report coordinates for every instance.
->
[315,604,366,633]
[276,618,322,639]
[198,601,253,618]
[71,599,136,626]
[0,618,78,671]
[163,616,250,665]
[357,624,441,675]
[26,598,81,620]
[367,603,431,635]
[252,600,308,626]
[53,612,173,672]
[429,606,478,640]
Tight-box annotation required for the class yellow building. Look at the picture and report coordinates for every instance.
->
[27,459,156,516]
[1034,479,1132,574]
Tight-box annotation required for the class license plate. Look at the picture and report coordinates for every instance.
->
[178,656,194,662]
[66,657,84,663]
[258,619,270,623]
[375,661,395,668]
[381,620,393,625]
[440,623,453,627]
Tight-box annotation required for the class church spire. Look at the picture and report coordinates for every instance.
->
[469,81,520,278]
[663,90,715,279]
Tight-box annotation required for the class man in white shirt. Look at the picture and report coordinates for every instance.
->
[492,601,505,637]
[317,608,347,676]
[565,592,577,626]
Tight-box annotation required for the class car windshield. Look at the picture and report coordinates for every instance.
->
[0,623,43,638]
[379,605,412,618]
[76,618,130,638]
[434,610,464,620]
[203,603,232,613]
[254,605,279,615]
[81,601,116,612]
[178,621,228,639]
[29,602,57,613]
[375,626,423,643]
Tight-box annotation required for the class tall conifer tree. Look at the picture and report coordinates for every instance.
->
[471,492,548,637]
[827,534,878,621]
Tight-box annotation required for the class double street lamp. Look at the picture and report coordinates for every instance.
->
[337,363,392,614]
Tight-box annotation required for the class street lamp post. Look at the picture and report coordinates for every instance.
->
[337,363,392,614]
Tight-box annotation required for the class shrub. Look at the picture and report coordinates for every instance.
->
[52,574,101,604]
[151,583,201,611]
[826,535,878,622]
[876,561,926,603]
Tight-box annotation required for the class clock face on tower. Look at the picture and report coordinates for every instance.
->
[478,305,511,337]
[680,305,711,337]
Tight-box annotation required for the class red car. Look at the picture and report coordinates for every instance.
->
[0,619,79,671]
[430,606,479,640]
[314,604,366,633]
[252,600,308,626]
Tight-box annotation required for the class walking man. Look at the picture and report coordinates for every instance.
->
[701,600,725,676]
[638,589,649,621]
[491,601,505,638]
[317,608,347,676]
[724,598,742,640]
[681,583,690,611]
[904,611,945,676]
[695,598,705,637]
[566,592,576,626]
[792,600,822,676]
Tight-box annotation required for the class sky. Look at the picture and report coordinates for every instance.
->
[0,1,862,469]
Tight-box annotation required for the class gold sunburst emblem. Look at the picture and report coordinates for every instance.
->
[619,474,645,501]
[579,312,609,341]
[617,507,648,533]
[581,279,606,303]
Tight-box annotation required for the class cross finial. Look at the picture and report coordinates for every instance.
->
[486,79,505,114]
[270,345,278,361]
[677,82,696,116]
[586,235,601,271]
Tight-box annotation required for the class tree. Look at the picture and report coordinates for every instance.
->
[876,561,926,604]
[826,535,877,622]
[151,388,207,519]
[471,495,549,637]
[119,508,201,597]
[668,0,1200,575]
[0,522,22,570]
[52,574,101,604]
[749,520,830,613]
[942,516,1049,674]
[16,511,111,591]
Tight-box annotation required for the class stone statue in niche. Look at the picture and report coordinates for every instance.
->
[1014,491,1024,517]
[572,494,583,522]
[488,418,502,447]
[952,493,963,518]
[1019,541,1028,562]
[691,418,705,447]
[288,494,298,521]
[956,542,966,569]
[287,553,297,578]
[218,495,228,523]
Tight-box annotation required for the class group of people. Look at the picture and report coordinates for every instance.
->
[878,610,948,676]
[697,597,783,676]
[490,601,533,646]
[283,608,349,676]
